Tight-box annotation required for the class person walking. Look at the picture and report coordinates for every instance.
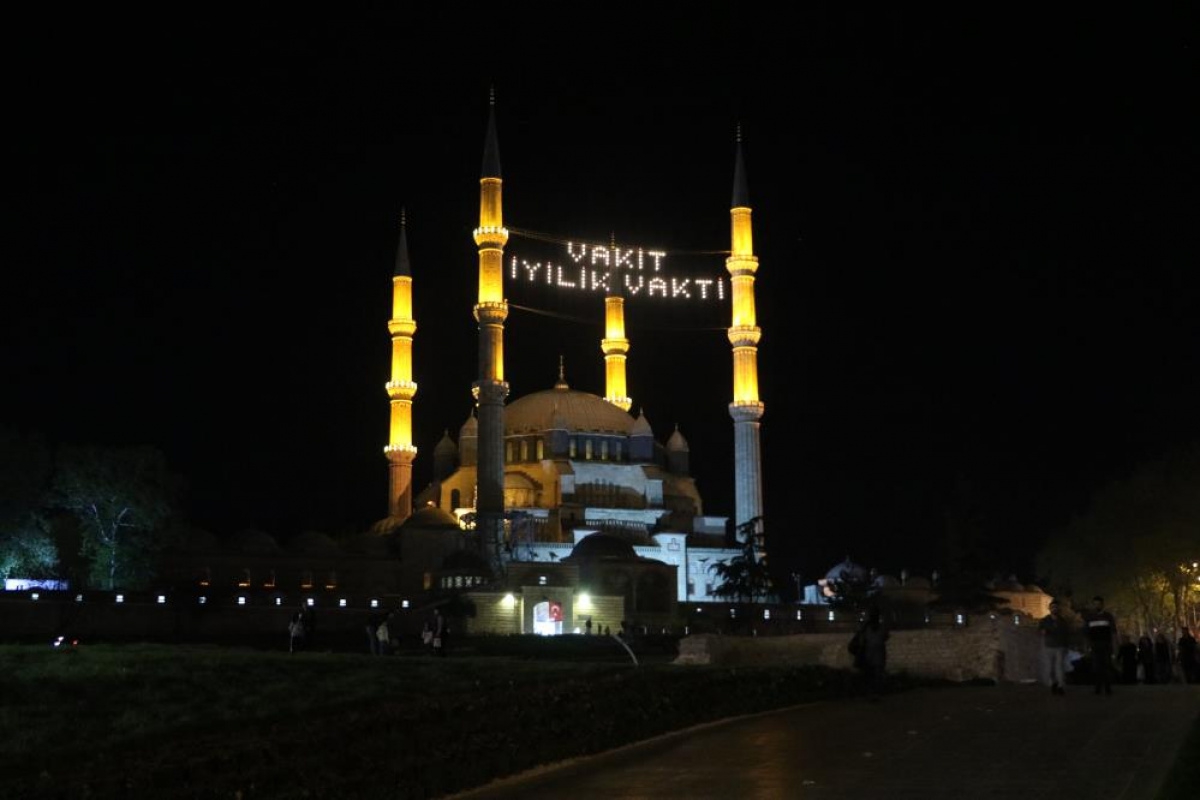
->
[1137,634,1156,684]
[1178,627,1199,683]
[433,608,446,657]
[855,606,889,700]
[288,612,306,654]
[1154,632,1174,684]
[365,612,381,656]
[1082,595,1117,695]
[1038,600,1071,695]
[376,613,393,656]
[1117,635,1139,684]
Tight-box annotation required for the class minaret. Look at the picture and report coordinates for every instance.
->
[601,236,632,411]
[384,209,418,521]
[726,125,766,546]
[472,89,510,576]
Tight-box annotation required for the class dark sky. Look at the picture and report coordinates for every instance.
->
[6,5,1197,586]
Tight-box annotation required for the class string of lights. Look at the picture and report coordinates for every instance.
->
[508,226,730,256]
[508,303,727,332]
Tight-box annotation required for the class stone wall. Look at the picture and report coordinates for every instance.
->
[676,618,1042,683]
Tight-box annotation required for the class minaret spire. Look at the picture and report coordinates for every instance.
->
[725,125,766,553]
[385,208,418,521]
[601,234,632,411]
[473,88,510,578]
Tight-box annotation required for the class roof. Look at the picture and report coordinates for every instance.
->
[402,504,461,530]
[506,384,634,434]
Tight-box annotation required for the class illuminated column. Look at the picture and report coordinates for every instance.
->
[472,90,509,577]
[726,128,765,547]
[385,209,418,520]
[601,245,632,411]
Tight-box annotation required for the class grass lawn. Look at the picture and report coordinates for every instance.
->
[1,641,889,799]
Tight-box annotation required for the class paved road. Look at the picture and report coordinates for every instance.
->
[448,683,1199,799]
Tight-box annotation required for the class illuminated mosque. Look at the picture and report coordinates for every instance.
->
[379,95,769,635]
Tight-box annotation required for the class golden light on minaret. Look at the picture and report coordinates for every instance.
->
[473,88,510,577]
[726,125,766,542]
[385,208,418,521]
[602,236,633,412]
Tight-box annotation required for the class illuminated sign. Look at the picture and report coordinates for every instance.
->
[507,239,727,302]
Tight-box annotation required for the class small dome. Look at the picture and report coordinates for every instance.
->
[178,527,219,552]
[434,430,457,455]
[288,530,340,555]
[566,533,640,561]
[227,529,280,553]
[825,556,868,584]
[459,412,478,438]
[631,410,653,436]
[343,533,390,556]
[666,425,689,451]
[402,503,461,530]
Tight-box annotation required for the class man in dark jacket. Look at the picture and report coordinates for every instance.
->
[1038,600,1071,695]
[1082,595,1117,695]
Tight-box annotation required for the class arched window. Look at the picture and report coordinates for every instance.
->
[585,440,593,460]
[614,441,623,461]
[536,439,545,460]
[520,440,528,461]
[300,571,314,590]
[264,570,276,589]
[505,442,513,462]
[237,569,251,588]
[569,439,577,458]
[600,440,609,461]
[325,571,338,590]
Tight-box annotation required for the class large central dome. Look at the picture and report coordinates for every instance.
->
[505,385,634,434]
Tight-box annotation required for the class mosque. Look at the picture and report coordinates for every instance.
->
[378,95,769,635]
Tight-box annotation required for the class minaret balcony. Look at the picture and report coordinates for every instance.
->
[472,380,511,404]
[473,226,509,247]
[385,380,418,400]
[726,326,762,347]
[388,319,416,336]
[728,401,765,422]
[605,395,633,412]
[474,301,509,324]
[383,444,418,458]
[601,338,630,355]
[724,255,759,276]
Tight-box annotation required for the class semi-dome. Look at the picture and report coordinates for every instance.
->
[288,530,340,555]
[227,528,280,553]
[506,384,634,434]
[825,556,868,584]
[402,503,461,530]
[459,412,477,438]
[433,430,457,455]
[566,532,640,561]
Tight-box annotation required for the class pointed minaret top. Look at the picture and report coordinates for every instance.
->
[732,124,750,208]
[555,355,569,389]
[393,207,411,276]
[482,87,502,179]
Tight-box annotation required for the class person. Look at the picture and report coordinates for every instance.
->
[856,606,889,700]
[376,613,392,656]
[1136,634,1156,684]
[365,613,381,656]
[433,608,446,657]
[1117,635,1139,685]
[1082,595,1117,695]
[421,620,434,649]
[288,612,306,653]
[585,618,593,635]
[1154,632,1174,684]
[1039,600,1071,694]
[1178,627,1199,683]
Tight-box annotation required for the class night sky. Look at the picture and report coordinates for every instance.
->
[6,6,1197,588]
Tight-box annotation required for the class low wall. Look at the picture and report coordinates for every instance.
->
[676,619,1042,683]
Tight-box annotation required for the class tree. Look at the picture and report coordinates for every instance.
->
[1037,445,1200,632]
[51,445,181,590]
[0,427,59,581]
[709,517,774,604]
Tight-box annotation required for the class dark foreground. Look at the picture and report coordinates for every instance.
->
[451,683,1200,800]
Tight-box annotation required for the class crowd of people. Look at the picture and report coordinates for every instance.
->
[1039,595,1200,695]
